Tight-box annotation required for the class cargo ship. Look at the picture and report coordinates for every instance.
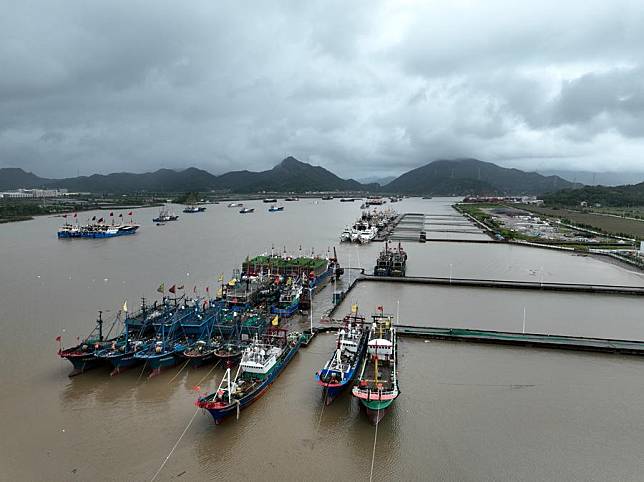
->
[196,329,303,424]
[315,307,368,404]
[352,310,399,424]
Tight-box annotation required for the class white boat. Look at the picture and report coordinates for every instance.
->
[340,227,352,242]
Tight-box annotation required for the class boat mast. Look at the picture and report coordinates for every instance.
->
[97,311,103,341]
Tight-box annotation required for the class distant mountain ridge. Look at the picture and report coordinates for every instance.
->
[1,157,576,195]
[543,182,644,207]
[383,158,576,195]
[0,157,377,194]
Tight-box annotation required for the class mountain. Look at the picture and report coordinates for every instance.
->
[50,167,218,193]
[537,170,644,186]
[0,157,376,193]
[383,158,577,195]
[0,168,52,190]
[212,156,377,193]
[543,182,644,207]
[357,175,396,186]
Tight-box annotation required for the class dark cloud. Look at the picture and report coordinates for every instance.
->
[1,0,644,178]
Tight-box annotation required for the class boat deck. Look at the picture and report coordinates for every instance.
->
[361,358,395,391]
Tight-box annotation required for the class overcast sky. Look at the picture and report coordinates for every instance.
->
[2,0,644,179]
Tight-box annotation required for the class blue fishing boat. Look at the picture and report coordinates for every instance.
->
[268,205,284,212]
[134,308,194,378]
[270,278,302,317]
[95,299,172,375]
[315,308,369,404]
[197,329,304,424]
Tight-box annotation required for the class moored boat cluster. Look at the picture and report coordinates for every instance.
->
[340,208,398,244]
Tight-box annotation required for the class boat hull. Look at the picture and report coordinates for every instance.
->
[182,351,217,367]
[361,398,395,425]
[104,351,142,375]
[59,352,103,376]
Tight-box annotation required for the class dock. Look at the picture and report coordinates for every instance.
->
[314,324,644,356]
[362,275,644,296]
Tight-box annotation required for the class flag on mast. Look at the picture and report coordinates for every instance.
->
[122,300,128,312]
[271,315,279,326]
[168,284,176,294]
[157,283,165,293]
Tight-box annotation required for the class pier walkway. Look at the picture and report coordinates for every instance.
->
[362,274,644,296]
[315,324,644,356]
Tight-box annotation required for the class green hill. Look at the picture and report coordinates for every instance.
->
[383,158,575,195]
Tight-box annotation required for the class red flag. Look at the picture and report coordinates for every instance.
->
[128,211,133,216]
[73,213,77,218]
[193,286,196,293]
[205,286,209,293]
[118,213,123,218]
[168,284,176,294]
[62,214,67,218]
[97,217,104,223]
[91,216,96,221]
[177,285,184,290]
[55,335,62,342]
[109,212,114,217]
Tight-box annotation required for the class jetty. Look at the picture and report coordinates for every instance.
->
[313,325,644,357]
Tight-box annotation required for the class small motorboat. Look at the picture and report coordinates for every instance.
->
[268,205,284,212]
[240,208,255,214]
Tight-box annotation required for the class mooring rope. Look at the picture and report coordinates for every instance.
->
[167,359,191,384]
[195,360,221,388]
[315,387,328,434]
[137,360,148,381]
[150,407,199,482]
[368,404,381,482]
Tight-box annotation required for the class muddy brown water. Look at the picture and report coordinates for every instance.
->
[1,197,643,481]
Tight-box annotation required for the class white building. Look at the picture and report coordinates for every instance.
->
[0,188,68,199]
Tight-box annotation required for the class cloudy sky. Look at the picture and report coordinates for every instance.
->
[2,0,644,179]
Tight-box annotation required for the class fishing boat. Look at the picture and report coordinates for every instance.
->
[133,308,193,377]
[340,226,352,242]
[228,202,244,208]
[268,205,284,212]
[182,338,222,367]
[270,277,303,317]
[352,310,399,424]
[284,197,299,201]
[263,198,278,203]
[196,329,304,424]
[321,195,334,200]
[373,242,407,277]
[94,300,166,375]
[57,220,140,239]
[58,311,123,376]
[239,208,254,214]
[241,250,342,293]
[152,207,179,222]
[340,198,355,202]
[183,205,206,213]
[315,308,369,404]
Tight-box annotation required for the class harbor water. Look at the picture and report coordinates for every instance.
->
[1,197,643,481]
